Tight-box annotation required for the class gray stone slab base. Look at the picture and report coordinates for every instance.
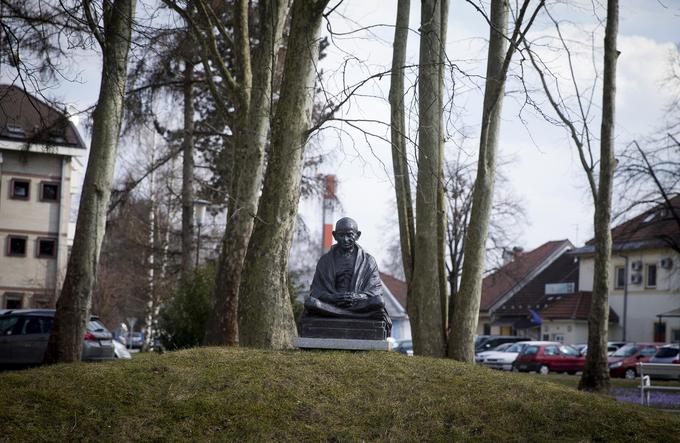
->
[296,337,391,351]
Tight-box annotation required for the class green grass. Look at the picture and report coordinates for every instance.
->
[1,348,679,442]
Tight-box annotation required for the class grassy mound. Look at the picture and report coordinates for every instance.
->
[1,348,678,441]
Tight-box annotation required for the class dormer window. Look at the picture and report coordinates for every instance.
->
[5,123,26,137]
[642,212,656,223]
[48,131,66,143]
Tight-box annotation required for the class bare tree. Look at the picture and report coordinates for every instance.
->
[44,0,136,363]
[444,154,526,330]
[524,0,619,392]
[238,0,330,349]
[448,0,544,362]
[164,0,291,346]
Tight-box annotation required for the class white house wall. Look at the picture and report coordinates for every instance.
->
[541,320,589,344]
[0,150,71,305]
[578,250,680,342]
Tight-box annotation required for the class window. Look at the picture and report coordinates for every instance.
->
[560,345,579,356]
[36,238,57,258]
[40,182,60,202]
[483,323,491,335]
[640,347,658,357]
[5,123,25,137]
[0,316,23,335]
[672,329,680,342]
[550,334,564,343]
[48,131,66,143]
[3,292,23,309]
[544,345,560,356]
[646,264,657,288]
[7,235,27,256]
[614,266,625,289]
[10,179,30,200]
[522,345,539,355]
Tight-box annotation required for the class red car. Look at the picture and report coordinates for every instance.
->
[608,343,661,379]
[513,341,585,375]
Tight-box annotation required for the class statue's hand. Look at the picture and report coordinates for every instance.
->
[336,292,356,308]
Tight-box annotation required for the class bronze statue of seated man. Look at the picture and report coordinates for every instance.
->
[301,217,391,338]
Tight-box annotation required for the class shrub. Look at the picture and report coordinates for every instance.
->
[158,264,215,350]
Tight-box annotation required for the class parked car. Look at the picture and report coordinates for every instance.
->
[475,342,515,363]
[607,341,627,354]
[513,341,585,375]
[647,344,680,380]
[575,341,629,357]
[479,342,529,371]
[128,331,144,349]
[608,343,661,379]
[0,309,115,367]
[394,339,413,356]
[474,335,531,354]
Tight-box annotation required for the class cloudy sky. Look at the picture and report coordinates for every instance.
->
[302,0,680,266]
[3,0,678,271]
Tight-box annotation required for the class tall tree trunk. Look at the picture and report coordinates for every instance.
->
[437,0,450,336]
[142,136,157,352]
[238,0,329,349]
[44,0,135,364]
[180,60,195,278]
[388,0,415,284]
[579,0,618,393]
[409,0,446,357]
[204,0,289,346]
[448,0,508,362]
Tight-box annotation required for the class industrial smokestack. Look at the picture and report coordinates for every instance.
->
[321,174,337,253]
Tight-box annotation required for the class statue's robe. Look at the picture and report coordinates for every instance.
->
[303,244,392,332]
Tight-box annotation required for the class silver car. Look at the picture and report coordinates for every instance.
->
[0,309,115,366]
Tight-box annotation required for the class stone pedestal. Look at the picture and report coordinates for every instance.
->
[296,337,390,351]
[299,317,388,340]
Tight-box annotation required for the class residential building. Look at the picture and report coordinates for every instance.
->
[572,196,680,342]
[380,272,410,341]
[0,85,86,308]
[479,240,577,338]
[539,291,620,344]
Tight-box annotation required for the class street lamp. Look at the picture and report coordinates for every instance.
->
[193,199,209,267]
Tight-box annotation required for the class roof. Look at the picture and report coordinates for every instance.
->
[539,291,619,323]
[0,84,85,149]
[380,272,407,319]
[573,195,680,254]
[380,272,407,310]
[493,251,579,316]
[480,240,573,312]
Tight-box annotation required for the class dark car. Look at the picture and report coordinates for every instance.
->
[128,331,145,349]
[608,343,661,379]
[394,339,413,356]
[0,309,115,367]
[513,341,585,375]
[474,335,531,353]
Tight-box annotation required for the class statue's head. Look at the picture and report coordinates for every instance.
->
[333,217,361,252]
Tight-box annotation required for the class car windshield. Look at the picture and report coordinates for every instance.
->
[506,343,524,353]
[612,345,638,357]
[87,319,108,332]
[655,347,679,358]
[492,343,512,352]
